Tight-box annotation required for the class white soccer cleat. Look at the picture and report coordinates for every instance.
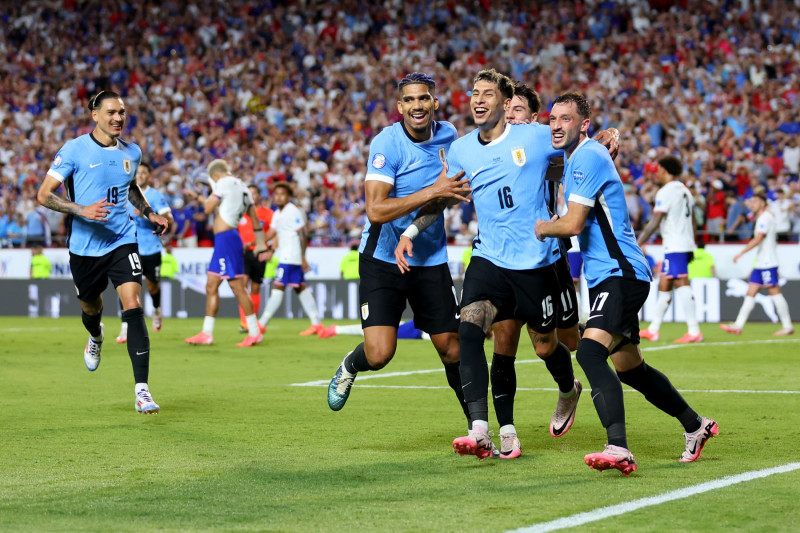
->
[135,386,160,414]
[152,308,162,332]
[84,323,104,371]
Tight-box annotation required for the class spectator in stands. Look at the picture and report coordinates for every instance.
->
[705,179,727,241]
[7,213,25,248]
[771,187,794,242]
[724,192,752,242]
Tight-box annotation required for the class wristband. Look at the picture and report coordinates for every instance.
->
[143,206,154,218]
[254,228,264,232]
[401,225,420,241]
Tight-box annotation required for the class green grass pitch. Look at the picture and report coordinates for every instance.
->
[2,317,799,532]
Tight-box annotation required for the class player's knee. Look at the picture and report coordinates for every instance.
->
[458,321,485,347]
[431,332,460,364]
[559,327,580,352]
[576,337,610,368]
[363,341,396,370]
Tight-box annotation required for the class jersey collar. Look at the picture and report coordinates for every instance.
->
[567,136,591,161]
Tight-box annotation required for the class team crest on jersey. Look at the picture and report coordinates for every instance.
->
[372,154,386,169]
[438,147,446,164]
[53,154,62,167]
[572,170,586,184]
[511,147,526,167]
[361,303,369,320]
[123,159,132,174]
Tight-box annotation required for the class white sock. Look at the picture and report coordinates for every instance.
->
[336,324,364,336]
[771,293,793,330]
[119,322,128,336]
[421,332,431,341]
[472,420,489,432]
[259,288,284,327]
[499,424,517,436]
[734,296,756,330]
[676,285,700,335]
[202,316,215,336]
[135,382,149,394]
[246,314,260,337]
[298,289,321,325]
[649,291,672,333]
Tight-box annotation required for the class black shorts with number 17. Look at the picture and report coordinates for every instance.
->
[586,277,650,345]
[69,243,143,302]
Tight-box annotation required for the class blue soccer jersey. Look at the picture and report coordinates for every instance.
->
[47,134,142,257]
[562,139,652,288]
[447,122,561,270]
[132,186,171,256]
[359,120,457,267]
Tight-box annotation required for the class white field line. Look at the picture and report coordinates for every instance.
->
[291,338,800,387]
[506,462,800,533]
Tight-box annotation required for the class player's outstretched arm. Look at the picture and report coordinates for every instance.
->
[535,202,591,241]
[636,211,665,246]
[365,166,469,224]
[37,175,113,221]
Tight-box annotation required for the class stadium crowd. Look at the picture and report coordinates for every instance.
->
[1,0,800,249]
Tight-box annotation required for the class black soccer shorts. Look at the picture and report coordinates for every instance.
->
[585,277,651,346]
[70,243,143,302]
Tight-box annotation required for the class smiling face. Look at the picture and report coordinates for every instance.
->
[471,79,510,129]
[135,165,151,188]
[92,97,126,144]
[397,83,438,141]
[549,101,590,154]
[506,94,536,123]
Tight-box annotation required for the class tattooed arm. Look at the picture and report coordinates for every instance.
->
[129,178,170,235]
[393,198,448,274]
[37,174,113,221]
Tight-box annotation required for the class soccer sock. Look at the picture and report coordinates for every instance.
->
[458,322,489,423]
[444,362,472,429]
[251,293,261,316]
[82,310,103,339]
[734,296,756,330]
[259,288,284,326]
[151,289,161,310]
[649,291,672,333]
[335,324,364,336]
[246,314,259,337]
[202,316,215,336]
[676,285,700,335]
[343,343,376,373]
[616,361,700,433]
[118,322,128,337]
[771,293,793,329]
[122,308,149,384]
[490,353,516,427]
[575,338,627,449]
[543,342,576,394]
[298,289,321,325]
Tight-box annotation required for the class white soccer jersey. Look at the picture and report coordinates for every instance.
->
[214,175,252,228]
[753,209,778,269]
[653,180,696,253]
[272,202,305,265]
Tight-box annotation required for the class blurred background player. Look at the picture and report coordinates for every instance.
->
[721,187,794,336]
[30,244,52,279]
[237,183,274,333]
[37,91,168,414]
[116,163,173,343]
[637,155,703,344]
[339,241,360,280]
[318,320,430,340]
[185,159,269,347]
[535,92,717,475]
[257,182,325,336]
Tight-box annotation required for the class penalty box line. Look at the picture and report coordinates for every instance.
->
[506,462,800,533]
[291,338,800,388]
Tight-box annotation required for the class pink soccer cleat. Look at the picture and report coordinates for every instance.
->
[237,333,263,347]
[453,427,495,460]
[639,328,659,341]
[773,328,794,336]
[550,379,582,437]
[674,332,703,344]
[585,444,637,476]
[317,325,338,339]
[300,324,325,336]
[185,332,214,345]
[680,417,718,462]
[719,323,742,335]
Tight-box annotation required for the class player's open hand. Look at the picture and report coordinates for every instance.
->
[148,213,170,236]
[594,128,620,160]
[431,166,471,205]
[80,198,115,222]
[394,236,414,274]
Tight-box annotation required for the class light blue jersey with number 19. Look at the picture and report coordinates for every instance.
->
[446,122,561,270]
[47,133,142,257]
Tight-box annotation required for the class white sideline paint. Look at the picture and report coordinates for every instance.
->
[291,338,799,387]
[506,462,800,533]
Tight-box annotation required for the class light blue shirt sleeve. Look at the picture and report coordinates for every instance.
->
[365,130,400,185]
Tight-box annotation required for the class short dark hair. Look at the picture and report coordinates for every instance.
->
[138,162,151,172]
[398,72,436,93]
[552,91,592,120]
[87,90,121,111]
[513,82,542,115]
[474,69,514,100]
[658,155,682,177]
[247,183,259,191]
[273,181,294,196]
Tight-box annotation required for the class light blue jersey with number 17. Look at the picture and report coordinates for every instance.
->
[446,122,561,270]
[562,138,652,288]
[47,133,142,257]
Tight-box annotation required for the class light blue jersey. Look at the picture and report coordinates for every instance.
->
[47,134,141,257]
[563,138,653,288]
[132,186,170,256]
[359,120,456,267]
[447,123,561,270]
